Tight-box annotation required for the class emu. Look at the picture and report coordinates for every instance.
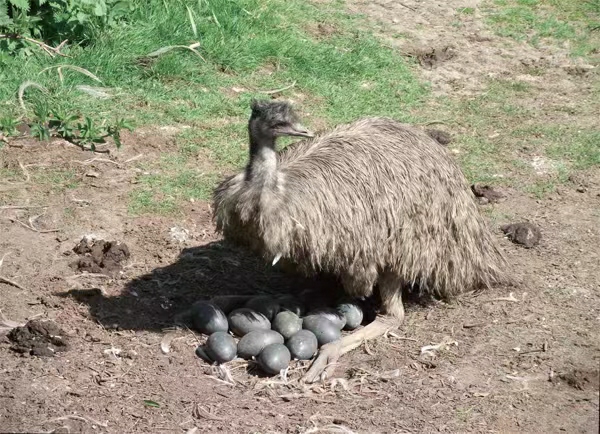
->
[213,100,507,382]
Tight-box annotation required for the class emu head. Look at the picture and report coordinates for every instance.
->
[249,99,314,142]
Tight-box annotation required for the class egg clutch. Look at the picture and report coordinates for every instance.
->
[190,294,364,376]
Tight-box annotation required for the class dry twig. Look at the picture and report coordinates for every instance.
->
[17,159,30,182]
[385,331,418,341]
[463,322,487,329]
[124,154,144,163]
[193,404,226,421]
[260,81,297,95]
[486,292,520,303]
[420,337,458,356]
[0,252,28,291]
[7,217,61,233]
[77,157,120,166]
[47,415,107,428]
[0,275,25,290]
[0,205,47,210]
[303,423,357,434]
[0,34,69,57]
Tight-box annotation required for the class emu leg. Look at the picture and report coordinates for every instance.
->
[302,272,406,383]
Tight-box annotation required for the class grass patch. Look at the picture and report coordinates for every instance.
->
[457,7,476,14]
[484,0,600,56]
[449,0,600,196]
[415,71,599,197]
[1,0,427,215]
[0,0,426,124]
[546,129,600,169]
[129,155,220,215]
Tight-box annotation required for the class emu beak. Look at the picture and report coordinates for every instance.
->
[276,123,314,138]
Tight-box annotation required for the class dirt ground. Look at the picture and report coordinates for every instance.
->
[1,0,599,433]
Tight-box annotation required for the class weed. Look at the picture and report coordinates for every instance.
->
[0,0,135,54]
[0,113,18,135]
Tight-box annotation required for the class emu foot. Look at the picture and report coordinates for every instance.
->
[302,317,396,383]
[303,341,343,383]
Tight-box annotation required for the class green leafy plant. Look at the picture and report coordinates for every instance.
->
[14,96,133,150]
[64,114,132,151]
[1,0,135,54]
[30,120,50,140]
[0,114,18,135]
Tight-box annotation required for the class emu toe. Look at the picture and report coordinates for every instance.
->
[302,317,398,383]
[302,341,343,383]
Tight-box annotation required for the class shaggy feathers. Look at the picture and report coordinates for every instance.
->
[213,103,507,318]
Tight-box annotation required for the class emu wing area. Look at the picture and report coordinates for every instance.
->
[260,117,504,298]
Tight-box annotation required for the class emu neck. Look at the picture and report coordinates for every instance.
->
[246,134,278,187]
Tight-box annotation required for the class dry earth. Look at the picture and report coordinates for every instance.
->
[1,0,599,433]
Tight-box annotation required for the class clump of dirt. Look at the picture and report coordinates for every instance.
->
[70,237,131,274]
[305,22,338,39]
[415,46,456,69]
[563,64,595,77]
[557,369,600,391]
[501,222,542,248]
[425,128,452,145]
[7,320,69,357]
[471,184,506,204]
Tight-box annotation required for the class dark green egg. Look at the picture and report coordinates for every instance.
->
[245,296,280,321]
[190,301,229,335]
[257,343,291,375]
[336,301,364,330]
[228,308,271,337]
[272,311,303,339]
[302,315,341,346]
[204,331,237,363]
[304,308,346,330]
[277,295,305,316]
[237,330,284,360]
[286,329,318,360]
[210,295,253,314]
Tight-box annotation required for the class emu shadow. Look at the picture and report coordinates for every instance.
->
[59,241,350,333]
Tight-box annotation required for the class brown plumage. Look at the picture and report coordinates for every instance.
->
[213,100,507,320]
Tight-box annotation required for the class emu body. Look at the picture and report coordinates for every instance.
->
[213,101,507,381]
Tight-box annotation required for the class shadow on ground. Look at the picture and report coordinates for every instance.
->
[58,241,362,332]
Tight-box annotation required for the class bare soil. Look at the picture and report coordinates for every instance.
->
[1,0,599,433]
